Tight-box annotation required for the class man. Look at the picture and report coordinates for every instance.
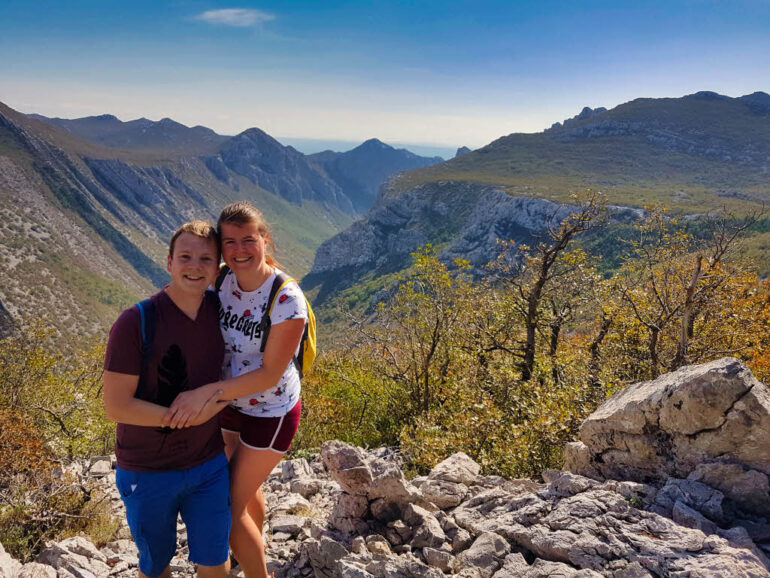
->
[103,220,229,578]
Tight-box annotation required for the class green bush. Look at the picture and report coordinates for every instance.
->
[0,327,119,559]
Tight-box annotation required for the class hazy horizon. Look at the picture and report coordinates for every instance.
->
[1,1,768,149]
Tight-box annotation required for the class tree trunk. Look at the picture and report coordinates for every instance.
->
[549,319,561,383]
[649,327,660,379]
[588,313,612,398]
[673,255,702,369]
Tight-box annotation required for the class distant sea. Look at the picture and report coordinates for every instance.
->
[278,137,455,160]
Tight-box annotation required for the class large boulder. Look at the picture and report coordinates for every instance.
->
[565,358,770,491]
[565,357,770,550]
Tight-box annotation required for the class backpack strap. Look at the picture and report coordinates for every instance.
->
[294,321,309,377]
[136,298,155,376]
[205,288,221,310]
[258,272,295,353]
[214,264,230,292]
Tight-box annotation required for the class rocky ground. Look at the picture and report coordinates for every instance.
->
[2,357,770,577]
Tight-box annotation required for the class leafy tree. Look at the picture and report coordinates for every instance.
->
[351,246,476,417]
[492,192,606,381]
[610,207,762,379]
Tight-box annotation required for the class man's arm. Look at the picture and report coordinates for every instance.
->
[103,370,172,426]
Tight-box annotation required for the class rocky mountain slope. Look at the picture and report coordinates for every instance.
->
[308,139,443,212]
[2,101,455,335]
[397,91,770,208]
[303,182,641,306]
[206,128,353,213]
[0,101,352,335]
[305,91,770,312]
[4,357,769,577]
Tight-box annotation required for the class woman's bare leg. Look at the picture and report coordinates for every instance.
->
[223,431,267,551]
[222,430,240,461]
[228,446,284,578]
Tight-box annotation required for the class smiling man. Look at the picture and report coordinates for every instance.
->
[103,220,230,578]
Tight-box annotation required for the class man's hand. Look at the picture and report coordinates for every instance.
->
[163,385,224,428]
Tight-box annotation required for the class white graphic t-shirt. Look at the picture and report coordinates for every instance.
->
[218,268,307,417]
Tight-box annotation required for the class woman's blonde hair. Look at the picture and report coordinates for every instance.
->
[217,202,280,268]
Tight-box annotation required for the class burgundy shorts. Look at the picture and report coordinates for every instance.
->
[220,399,301,453]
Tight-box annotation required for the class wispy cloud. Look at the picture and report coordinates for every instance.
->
[195,8,275,28]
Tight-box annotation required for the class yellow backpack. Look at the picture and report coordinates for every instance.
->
[216,267,317,378]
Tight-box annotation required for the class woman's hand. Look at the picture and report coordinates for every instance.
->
[163,384,224,428]
[186,393,229,427]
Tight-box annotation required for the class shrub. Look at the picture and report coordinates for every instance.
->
[0,409,118,561]
[0,326,119,560]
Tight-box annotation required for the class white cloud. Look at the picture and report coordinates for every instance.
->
[195,8,274,28]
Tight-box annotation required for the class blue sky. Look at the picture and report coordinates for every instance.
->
[1,0,768,153]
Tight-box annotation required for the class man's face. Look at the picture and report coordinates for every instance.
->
[166,233,218,295]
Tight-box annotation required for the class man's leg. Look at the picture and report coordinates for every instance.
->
[139,568,170,578]
[196,563,227,578]
[116,467,181,578]
[181,453,232,578]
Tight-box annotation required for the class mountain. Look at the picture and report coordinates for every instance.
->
[394,91,770,208]
[455,146,472,157]
[308,139,443,212]
[0,101,352,336]
[205,128,353,212]
[28,113,228,155]
[304,91,770,313]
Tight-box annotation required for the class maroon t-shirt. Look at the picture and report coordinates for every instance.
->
[104,290,225,472]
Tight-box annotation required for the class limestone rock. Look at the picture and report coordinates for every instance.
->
[568,358,770,504]
[321,441,374,495]
[429,453,481,485]
[652,477,724,521]
[364,535,391,556]
[673,500,719,535]
[36,538,111,578]
[689,462,770,516]
[17,563,57,578]
[0,540,22,578]
[454,533,510,577]
[422,546,454,572]
[281,458,314,482]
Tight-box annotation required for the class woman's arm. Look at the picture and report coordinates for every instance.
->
[164,317,305,428]
[104,370,226,427]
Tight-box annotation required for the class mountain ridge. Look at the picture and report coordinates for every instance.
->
[308,138,443,212]
[0,101,353,335]
[305,90,770,319]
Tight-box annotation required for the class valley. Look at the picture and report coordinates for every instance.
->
[1,90,769,337]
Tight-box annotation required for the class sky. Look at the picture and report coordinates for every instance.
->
[1,0,769,154]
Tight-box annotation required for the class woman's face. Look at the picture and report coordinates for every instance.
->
[220,221,267,276]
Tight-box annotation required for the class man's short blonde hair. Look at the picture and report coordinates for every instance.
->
[168,220,220,258]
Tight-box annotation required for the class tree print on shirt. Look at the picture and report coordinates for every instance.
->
[155,344,188,408]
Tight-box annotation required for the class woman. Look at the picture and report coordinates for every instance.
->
[167,202,307,578]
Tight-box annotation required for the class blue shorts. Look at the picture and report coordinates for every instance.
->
[115,452,231,578]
